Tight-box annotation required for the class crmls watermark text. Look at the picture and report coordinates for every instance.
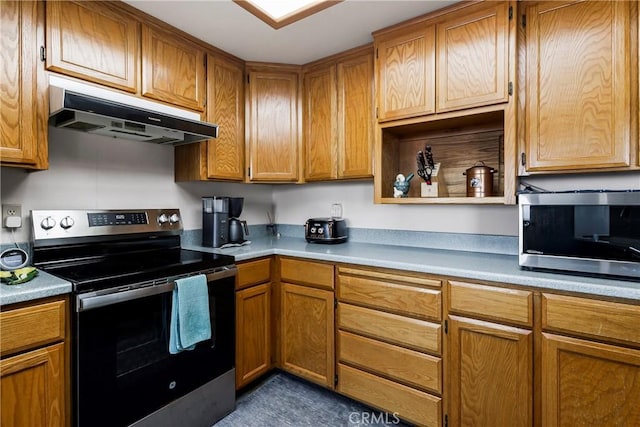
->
[348,411,401,425]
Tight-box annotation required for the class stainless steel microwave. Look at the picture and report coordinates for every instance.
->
[519,190,640,280]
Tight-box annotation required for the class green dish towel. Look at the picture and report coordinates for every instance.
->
[169,274,211,354]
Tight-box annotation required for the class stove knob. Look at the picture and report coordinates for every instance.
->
[169,213,180,224]
[40,216,56,230]
[60,216,75,230]
[157,213,169,225]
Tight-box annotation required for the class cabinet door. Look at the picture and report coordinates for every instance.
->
[1,343,65,427]
[1,0,47,168]
[448,315,532,427]
[376,24,436,121]
[525,1,631,171]
[46,1,138,93]
[236,283,271,389]
[281,283,334,388]
[304,65,337,181]
[141,24,206,111]
[247,71,299,182]
[542,333,640,426]
[206,55,244,180]
[437,2,509,112]
[337,52,374,178]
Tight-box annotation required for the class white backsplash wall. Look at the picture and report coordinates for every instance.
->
[272,181,520,236]
[0,128,274,244]
[271,172,640,237]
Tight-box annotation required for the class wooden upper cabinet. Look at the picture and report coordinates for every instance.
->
[375,24,436,121]
[304,65,337,180]
[46,1,139,93]
[141,23,206,111]
[436,1,510,112]
[206,54,244,180]
[1,0,48,169]
[246,68,300,182]
[337,52,374,178]
[525,0,631,171]
[303,48,374,181]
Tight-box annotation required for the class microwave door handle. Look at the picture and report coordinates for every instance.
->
[77,282,175,312]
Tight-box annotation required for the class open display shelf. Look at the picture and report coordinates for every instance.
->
[375,108,514,204]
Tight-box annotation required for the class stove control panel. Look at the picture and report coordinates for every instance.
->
[32,209,183,243]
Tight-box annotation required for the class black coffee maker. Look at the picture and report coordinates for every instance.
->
[202,196,229,248]
[228,197,249,244]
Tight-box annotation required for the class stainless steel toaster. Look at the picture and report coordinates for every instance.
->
[304,218,348,244]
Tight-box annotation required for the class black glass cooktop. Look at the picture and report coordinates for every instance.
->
[39,248,235,293]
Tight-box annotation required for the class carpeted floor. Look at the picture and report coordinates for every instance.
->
[214,371,412,427]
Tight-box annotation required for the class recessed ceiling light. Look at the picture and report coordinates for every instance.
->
[233,0,343,29]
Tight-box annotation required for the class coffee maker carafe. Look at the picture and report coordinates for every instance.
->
[228,197,249,244]
[202,196,229,248]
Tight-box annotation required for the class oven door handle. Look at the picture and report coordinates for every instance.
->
[76,266,238,312]
[77,281,175,312]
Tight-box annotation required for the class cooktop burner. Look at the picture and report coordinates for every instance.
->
[40,248,234,292]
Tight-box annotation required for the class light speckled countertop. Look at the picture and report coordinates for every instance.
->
[185,236,640,302]
[3,236,639,307]
[1,270,71,306]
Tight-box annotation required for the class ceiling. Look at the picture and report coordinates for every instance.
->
[123,0,457,64]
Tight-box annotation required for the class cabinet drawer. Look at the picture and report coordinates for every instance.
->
[339,303,441,355]
[338,269,441,321]
[448,280,533,327]
[542,294,640,346]
[280,258,334,290]
[236,258,271,290]
[339,331,441,394]
[338,363,441,427]
[1,299,66,357]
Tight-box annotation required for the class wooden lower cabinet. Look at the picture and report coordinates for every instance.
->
[448,315,532,427]
[280,282,334,388]
[1,343,65,427]
[336,265,442,427]
[0,296,67,427]
[338,364,441,427]
[235,282,271,389]
[542,333,640,426]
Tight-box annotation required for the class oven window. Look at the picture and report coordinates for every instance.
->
[116,296,170,377]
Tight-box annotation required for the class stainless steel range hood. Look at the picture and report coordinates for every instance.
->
[48,76,217,145]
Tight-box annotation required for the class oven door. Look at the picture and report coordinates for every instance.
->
[73,268,236,427]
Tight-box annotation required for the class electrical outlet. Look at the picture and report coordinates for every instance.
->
[330,203,343,218]
[2,204,22,228]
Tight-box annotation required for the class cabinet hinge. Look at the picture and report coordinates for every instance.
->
[40,46,46,61]
[521,152,526,166]
[508,6,513,20]
[247,74,250,84]
[247,167,251,177]
[445,414,448,427]
[375,106,379,119]
[334,298,338,309]
[444,319,448,334]
[508,81,513,96]
[522,14,526,28]
[334,374,339,387]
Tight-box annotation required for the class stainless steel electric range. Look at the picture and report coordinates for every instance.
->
[31,209,236,427]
